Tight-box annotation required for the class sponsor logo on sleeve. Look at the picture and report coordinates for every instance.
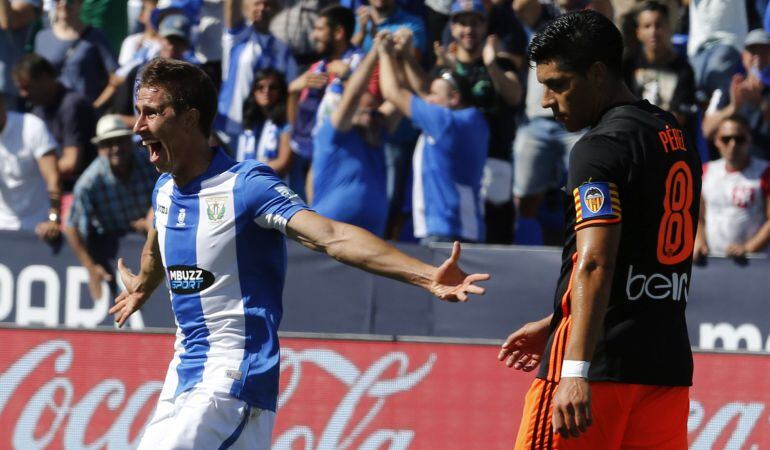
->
[275,185,303,204]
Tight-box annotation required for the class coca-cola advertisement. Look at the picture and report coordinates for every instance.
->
[0,328,768,449]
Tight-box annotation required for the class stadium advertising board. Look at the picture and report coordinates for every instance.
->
[1,230,770,353]
[0,328,768,449]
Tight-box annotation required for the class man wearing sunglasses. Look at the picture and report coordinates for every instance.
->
[695,114,770,261]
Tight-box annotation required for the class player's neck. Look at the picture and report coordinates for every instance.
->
[592,82,637,125]
[171,141,215,188]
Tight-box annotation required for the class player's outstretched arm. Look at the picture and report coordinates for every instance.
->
[286,210,490,302]
[110,228,166,327]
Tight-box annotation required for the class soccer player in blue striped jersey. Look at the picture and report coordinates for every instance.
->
[110,57,490,450]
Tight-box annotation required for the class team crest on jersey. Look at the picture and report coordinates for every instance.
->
[584,187,605,213]
[205,196,227,223]
[573,181,621,225]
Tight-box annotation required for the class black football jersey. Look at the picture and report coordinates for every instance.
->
[537,100,701,387]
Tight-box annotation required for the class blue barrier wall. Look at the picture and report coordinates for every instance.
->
[0,230,768,352]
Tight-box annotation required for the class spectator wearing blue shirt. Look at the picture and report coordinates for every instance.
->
[217,0,298,147]
[288,5,362,201]
[312,42,398,237]
[236,68,293,178]
[34,0,119,109]
[64,115,158,301]
[352,0,428,60]
[379,31,489,243]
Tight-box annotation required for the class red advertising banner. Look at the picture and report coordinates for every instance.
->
[0,328,768,449]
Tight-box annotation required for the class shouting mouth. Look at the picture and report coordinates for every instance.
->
[142,139,163,164]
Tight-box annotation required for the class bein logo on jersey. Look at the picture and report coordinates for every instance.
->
[167,265,215,294]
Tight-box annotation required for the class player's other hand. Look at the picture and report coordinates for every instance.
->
[110,258,151,327]
[498,317,550,371]
[552,377,592,439]
[429,241,490,302]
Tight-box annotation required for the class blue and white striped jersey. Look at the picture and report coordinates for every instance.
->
[152,148,308,412]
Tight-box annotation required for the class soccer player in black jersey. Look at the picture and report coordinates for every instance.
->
[498,11,701,450]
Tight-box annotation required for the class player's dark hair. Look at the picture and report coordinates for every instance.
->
[636,1,669,21]
[242,68,288,130]
[528,10,624,78]
[720,113,750,131]
[12,53,56,80]
[320,5,356,42]
[139,57,217,138]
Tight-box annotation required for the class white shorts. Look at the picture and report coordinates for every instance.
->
[138,385,275,450]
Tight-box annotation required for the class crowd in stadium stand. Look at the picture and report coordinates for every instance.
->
[2,0,770,267]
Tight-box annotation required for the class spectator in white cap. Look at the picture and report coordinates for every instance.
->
[64,114,159,301]
[703,28,770,161]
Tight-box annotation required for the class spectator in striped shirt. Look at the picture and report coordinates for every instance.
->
[64,114,159,301]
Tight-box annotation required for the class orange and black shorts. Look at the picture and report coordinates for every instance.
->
[514,378,689,450]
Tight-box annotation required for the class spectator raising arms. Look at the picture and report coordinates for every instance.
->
[702,29,770,161]
[379,29,488,244]
[312,39,397,237]
[443,0,522,244]
[288,5,362,200]
[236,68,293,178]
[0,92,62,245]
[696,115,770,261]
[217,0,298,146]
[34,0,119,108]
[352,0,427,59]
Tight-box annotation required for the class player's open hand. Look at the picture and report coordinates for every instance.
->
[110,258,151,327]
[552,377,592,439]
[429,241,490,302]
[498,318,550,371]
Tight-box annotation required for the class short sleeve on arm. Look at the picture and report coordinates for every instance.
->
[567,135,627,230]
[25,115,58,159]
[410,96,452,138]
[240,164,310,234]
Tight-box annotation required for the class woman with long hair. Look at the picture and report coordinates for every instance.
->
[236,68,294,177]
